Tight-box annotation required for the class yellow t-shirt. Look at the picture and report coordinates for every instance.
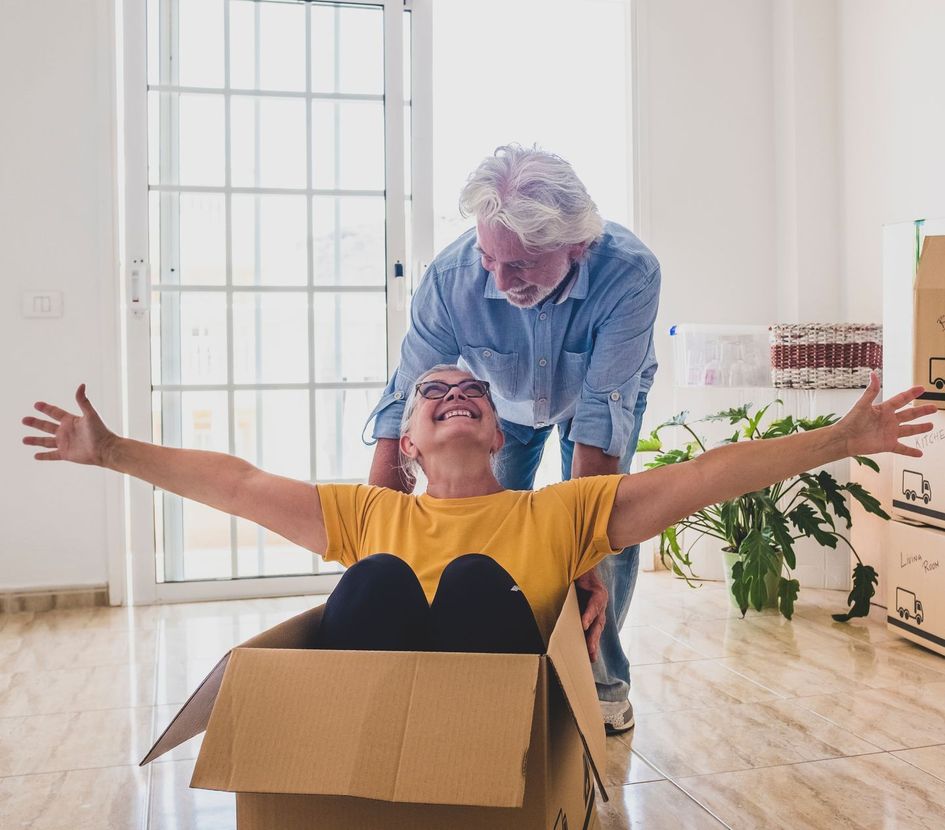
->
[316,475,623,643]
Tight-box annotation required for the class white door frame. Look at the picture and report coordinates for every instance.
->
[116,0,432,604]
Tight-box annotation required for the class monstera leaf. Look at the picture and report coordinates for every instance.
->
[832,564,878,622]
[778,577,801,619]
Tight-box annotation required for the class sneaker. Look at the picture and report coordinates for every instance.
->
[600,699,635,734]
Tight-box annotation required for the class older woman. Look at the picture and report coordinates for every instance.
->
[22,368,933,659]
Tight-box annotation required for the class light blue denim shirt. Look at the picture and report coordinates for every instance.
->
[368,221,660,456]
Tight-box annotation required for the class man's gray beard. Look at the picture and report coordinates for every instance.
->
[503,282,558,309]
[502,262,577,308]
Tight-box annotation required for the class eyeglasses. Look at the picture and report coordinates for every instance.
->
[415,379,491,400]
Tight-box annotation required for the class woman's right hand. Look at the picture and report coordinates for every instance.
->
[22,384,117,466]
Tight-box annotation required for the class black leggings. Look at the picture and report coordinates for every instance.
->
[314,553,544,654]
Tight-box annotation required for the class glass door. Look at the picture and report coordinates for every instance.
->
[121,0,430,603]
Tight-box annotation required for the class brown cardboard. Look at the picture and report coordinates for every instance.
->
[891,410,945,532]
[913,235,945,409]
[886,519,945,658]
[140,605,325,765]
[141,586,607,829]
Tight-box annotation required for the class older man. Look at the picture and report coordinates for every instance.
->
[366,145,660,733]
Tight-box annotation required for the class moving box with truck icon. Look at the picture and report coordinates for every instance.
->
[914,236,945,409]
[892,411,945,531]
[887,521,945,657]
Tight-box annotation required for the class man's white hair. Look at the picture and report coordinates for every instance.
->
[459,144,604,254]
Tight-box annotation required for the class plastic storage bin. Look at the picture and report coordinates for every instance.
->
[670,323,770,387]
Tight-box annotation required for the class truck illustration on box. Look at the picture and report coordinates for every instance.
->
[896,587,924,625]
[932,356,945,390]
[902,470,933,504]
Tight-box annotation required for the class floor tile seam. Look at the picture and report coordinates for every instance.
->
[0,702,161,720]
[0,760,151,782]
[0,659,161,675]
[622,654,710,667]
[144,620,165,830]
[667,747,889,782]
[688,659,789,699]
[625,746,733,829]
[631,625,715,665]
[0,702,156,722]
[0,758,156,778]
[890,747,945,784]
[784,638,945,664]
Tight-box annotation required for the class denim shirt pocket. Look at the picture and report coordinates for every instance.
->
[360,390,406,445]
[460,344,519,398]
[560,348,591,405]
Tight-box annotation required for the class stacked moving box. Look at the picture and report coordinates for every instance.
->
[882,220,945,657]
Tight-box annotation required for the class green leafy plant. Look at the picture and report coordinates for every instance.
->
[637,402,887,621]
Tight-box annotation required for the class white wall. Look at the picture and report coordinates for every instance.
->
[0,1,121,592]
[636,1,853,438]
[635,0,783,435]
[839,0,945,322]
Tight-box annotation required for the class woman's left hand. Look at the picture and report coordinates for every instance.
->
[836,372,938,458]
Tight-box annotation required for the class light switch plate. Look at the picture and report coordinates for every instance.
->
[21,290,64,318]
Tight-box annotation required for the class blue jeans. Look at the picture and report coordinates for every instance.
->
[494,390,647,704]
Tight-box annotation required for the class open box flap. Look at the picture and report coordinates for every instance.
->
[546,587,609,802]
[192,648,541,807]
[140,605,325,765]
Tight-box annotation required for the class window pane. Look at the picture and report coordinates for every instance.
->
[153,389,230,582]
[179,499,232,580]
[179,0,225,88]
[315,389,378,480]
[230,0,306,92]
[154,292,229,385]
[236,520,314,578]
[311,4,383,95]
[233,389,310,480]
[232,194,308,286]
[312,101,385,191]
[313,196,385,286]
[148,92,226,186]
[232,292,309,384]
[165,193,226,285]
[314,292,387,383]
[153,390,229,450]
[403,10,412,102]
[232,96,307,189]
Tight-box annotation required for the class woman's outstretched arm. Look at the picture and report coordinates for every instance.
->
[22,384,328,553]
[607,374,937,550]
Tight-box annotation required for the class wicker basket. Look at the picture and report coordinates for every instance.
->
[770,324,883,389]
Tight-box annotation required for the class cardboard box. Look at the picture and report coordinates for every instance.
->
[891,410,945,531]
[913,236,945,409]
[886,519,945,657]
[141,587,608,829]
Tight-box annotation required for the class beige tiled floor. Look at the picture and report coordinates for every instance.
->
[2,572,944,829]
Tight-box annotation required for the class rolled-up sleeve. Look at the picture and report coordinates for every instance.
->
[367,264,461,442]
[568,265,660,456]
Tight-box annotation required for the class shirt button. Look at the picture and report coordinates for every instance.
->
[610,391,621,401]
[538,397,547,405]
[539,312,547,321]
[536,421,546,427]
[394,391,404,400]
[538,358,548,367]
[482,349,493,358]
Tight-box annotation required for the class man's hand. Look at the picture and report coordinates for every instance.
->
[369,437,416,493]
[575,567,608,662]
[22,384,116,466]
